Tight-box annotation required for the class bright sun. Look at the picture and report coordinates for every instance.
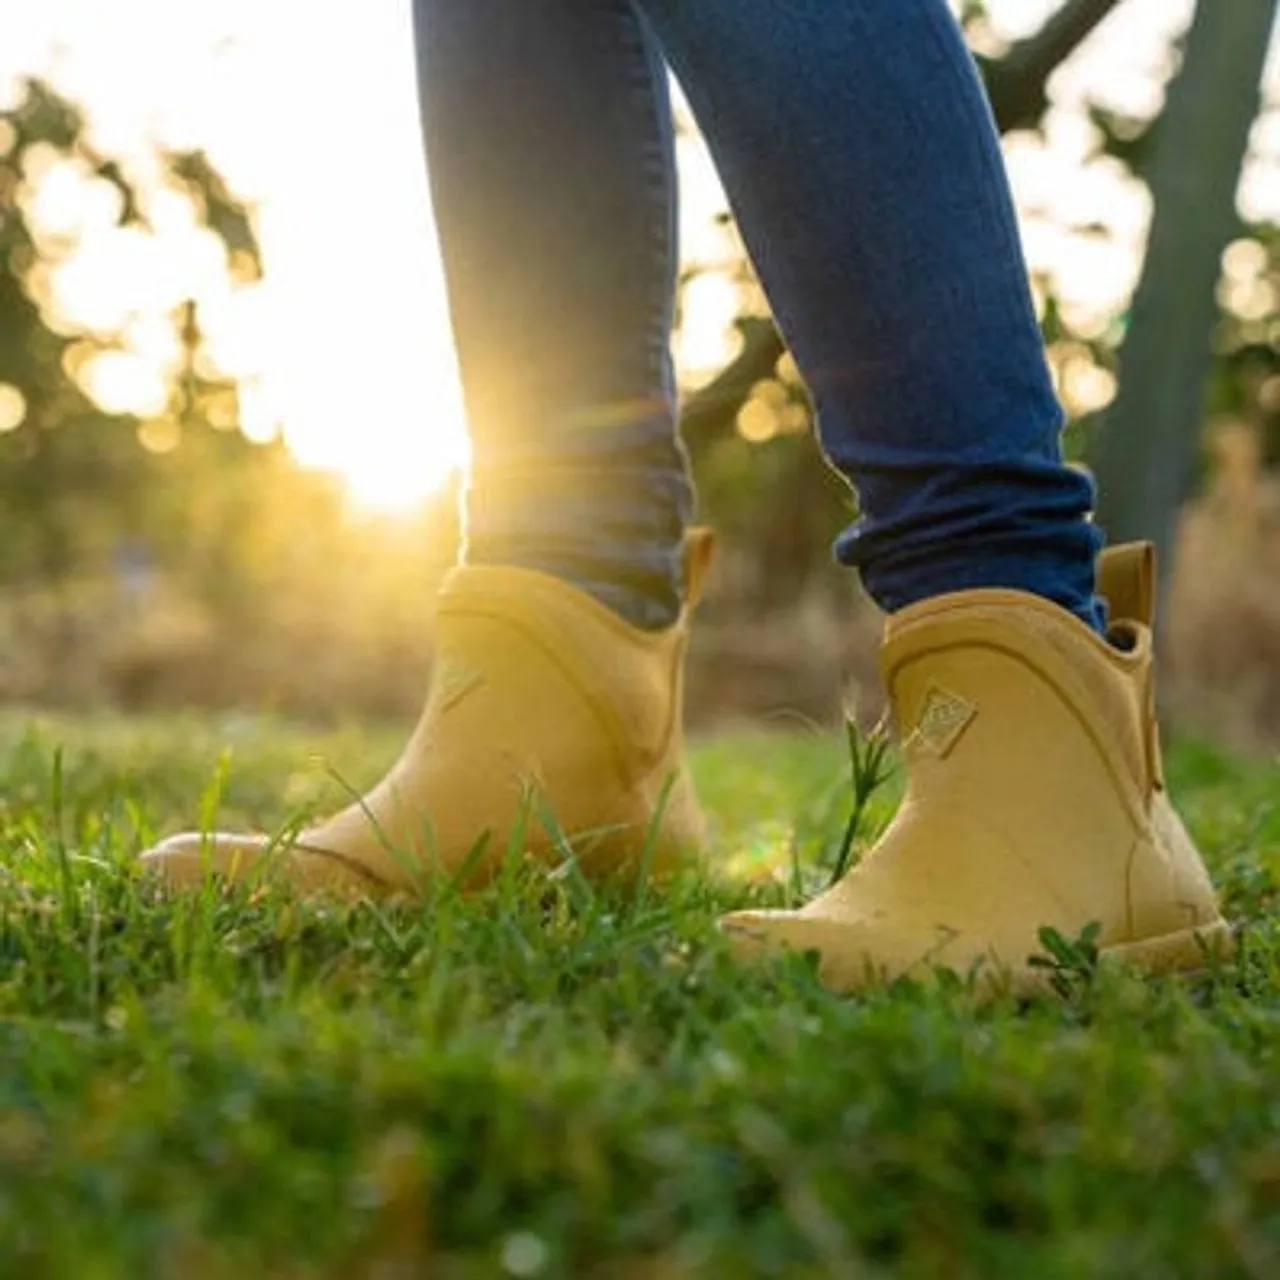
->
[9,0,477,515]
[245,0,476,513]
[226,0,475,512]
[270,346,471,513]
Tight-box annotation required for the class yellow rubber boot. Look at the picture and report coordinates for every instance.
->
[722,542,1231,995]
[139,530,716,896]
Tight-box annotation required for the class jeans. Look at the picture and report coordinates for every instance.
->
[414,0,1105,633]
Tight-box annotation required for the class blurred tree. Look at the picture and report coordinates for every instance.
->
[1091,0,1280,588]
[0,75,465,717]
[0,77,264,586]
[1213,222,1280,469]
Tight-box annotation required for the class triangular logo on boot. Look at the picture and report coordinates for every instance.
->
[912,685,977,759]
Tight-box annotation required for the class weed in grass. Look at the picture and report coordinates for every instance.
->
[827,713,894,889]
[1028,921,1103,999]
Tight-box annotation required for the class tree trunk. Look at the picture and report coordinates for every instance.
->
[1091,0,1278,592]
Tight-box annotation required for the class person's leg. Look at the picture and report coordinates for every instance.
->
[633,0,1227,992]
[139,0,710,892]
[637,0,1102,629]
[422,0,692,631]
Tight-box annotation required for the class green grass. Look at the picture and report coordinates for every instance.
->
[1,712,1279,1278]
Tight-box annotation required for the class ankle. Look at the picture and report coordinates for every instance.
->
[464,463,691,632]
[462,543,684,631]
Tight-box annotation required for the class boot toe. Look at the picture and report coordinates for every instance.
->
[140,831,384,896]
[721,906,916,991]
[139,832,266,885]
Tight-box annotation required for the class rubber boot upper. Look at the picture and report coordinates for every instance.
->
[140,530,716,895]
[722,542,1229,994]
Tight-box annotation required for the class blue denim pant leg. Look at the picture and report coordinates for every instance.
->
[637,0,1105,629]
[413,0,692,630]
[416,0,1105,632]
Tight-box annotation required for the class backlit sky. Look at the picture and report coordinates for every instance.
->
[1,0,1277,509]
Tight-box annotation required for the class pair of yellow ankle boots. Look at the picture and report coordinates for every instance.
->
[141,532,1230,995]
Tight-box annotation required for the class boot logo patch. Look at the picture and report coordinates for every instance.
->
[912,685,976,759]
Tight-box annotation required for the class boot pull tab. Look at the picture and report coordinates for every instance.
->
[1099,541,1165,794]
[682,526,717,611]
[1097,541,1156,628]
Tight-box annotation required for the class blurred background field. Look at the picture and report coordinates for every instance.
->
[0,0,1278,750]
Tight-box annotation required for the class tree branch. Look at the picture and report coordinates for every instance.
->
[984,0,1123,133]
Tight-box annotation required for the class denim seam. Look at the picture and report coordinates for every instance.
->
[614,1,677,399]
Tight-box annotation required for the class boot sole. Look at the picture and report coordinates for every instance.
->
[1098,918,1237,978]
[723,916,1238,999]
[1008,919,1237,998]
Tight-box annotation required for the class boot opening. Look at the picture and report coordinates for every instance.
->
[1106,621,1140,653]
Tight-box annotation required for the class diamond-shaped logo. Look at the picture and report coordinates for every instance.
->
[912,685,976,759]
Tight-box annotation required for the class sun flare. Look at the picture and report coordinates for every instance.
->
[5,0,477,515]
[276,358,470,513]
[10,0,1276,518]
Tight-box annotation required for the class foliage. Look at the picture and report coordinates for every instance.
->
[0,77,273,585]
[0,715,1277,1275]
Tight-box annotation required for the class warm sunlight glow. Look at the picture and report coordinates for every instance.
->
[4,0,1278,514]
[236,0,472,507]
[0,385,26,434]
[277,359,470,511]
[4,0,472,512]
[676,272,742,383]
[83,351,169,417]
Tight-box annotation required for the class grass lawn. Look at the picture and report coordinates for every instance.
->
[1,711,1279,1277]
